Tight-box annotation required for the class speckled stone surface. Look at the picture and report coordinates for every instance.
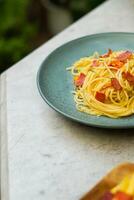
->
[1,0,134,200]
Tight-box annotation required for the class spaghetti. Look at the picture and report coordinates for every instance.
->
[68,49,134,118]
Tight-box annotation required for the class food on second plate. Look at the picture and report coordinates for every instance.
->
[68,49,134,118]
[102,173,134,200]
[80,163,134,200]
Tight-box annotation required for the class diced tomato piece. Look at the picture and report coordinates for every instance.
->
[100,49,113,58]
[95,92,106,103]
[75,73,86,86]
[116,51,132,62]
[113,191,132,200]
[92,59,100,66]
[102,192,113,200]
[110,60,124,68]
[123,72,134,85]
[111,78,122,90]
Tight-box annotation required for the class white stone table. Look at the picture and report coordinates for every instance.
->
[1,0,134,199]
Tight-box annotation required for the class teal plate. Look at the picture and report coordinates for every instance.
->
[37,32,134,129]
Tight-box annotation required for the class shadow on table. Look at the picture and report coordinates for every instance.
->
[58,114,134,143]
[62,115,134,134]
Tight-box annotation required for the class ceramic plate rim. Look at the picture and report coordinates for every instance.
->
[37,32,134,129]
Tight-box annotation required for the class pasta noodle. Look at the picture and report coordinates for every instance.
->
[67,49,134,118]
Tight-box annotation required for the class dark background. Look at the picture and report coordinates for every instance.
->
[0,0,106,73]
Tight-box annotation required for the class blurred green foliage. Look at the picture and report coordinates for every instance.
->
[0,0,37,72]
[0,0,106,73]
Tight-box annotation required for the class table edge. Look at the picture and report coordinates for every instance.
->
[0,73,9,200]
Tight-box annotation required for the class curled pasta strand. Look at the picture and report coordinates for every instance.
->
[68,50,134,118]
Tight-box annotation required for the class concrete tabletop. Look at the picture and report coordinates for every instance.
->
[1,0,134,199]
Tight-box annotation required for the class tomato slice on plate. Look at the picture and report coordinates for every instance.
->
[110,60,124,68]
[75,73,86,86]
[111,78,122,90]
[123,72,134,85]
[95,92,106,103]
[100,49,112,58]
[116,51,132,62]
